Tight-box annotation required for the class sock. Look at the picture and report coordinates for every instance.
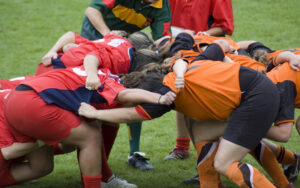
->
[176,137,190,150]
[127,122,142,155]
[102,125,119,158]
[101,141,113,182]
[82,174,102,188]
[0,151,18,186]
[276,146,296,165]
[195,140,221,188]
[53,143,64,155]
[251,142,289,188]
[226,162,275,188]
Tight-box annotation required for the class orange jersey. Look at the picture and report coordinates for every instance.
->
[268,48,300,67]
[193,34,240,51]
[267,63,300,107]
[163,61,242,121]
[266,63,300,124]
[227,53,266,72]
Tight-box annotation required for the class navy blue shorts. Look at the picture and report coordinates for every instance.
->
[223,67,280,149]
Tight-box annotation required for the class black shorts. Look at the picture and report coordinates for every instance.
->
[223,67,280,149]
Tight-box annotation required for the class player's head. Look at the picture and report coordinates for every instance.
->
[252,49,269,67]
[130,48,162,72]
[121,63,168,92]
[128,31,156,50]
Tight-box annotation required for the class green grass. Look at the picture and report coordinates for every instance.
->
[1,0,300,187]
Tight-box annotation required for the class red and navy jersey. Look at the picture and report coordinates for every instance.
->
[267,63,300,125]
[22,66,125,113]
[0,89,15,148]
[36,33,134,75]
[0,76,34,90]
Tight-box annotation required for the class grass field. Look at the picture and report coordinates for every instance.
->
[1,0,300,187]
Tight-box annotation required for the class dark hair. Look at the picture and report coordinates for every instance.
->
[121,63,169,91]
[130,49,163,72]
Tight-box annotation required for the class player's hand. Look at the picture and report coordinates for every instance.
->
[158,91,176,105]
[85,75,101,90]
[42,51,57,66]
[175,76,185,90]
[78,102,97,119]
[196,31,210,36]
[289,54,300,71]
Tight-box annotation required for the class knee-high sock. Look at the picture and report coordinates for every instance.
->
[127,122,142,155]
[82,174,102,188]
[226,162,276,188]
[101,125,118,182]
[102,125,119,158]
[195,140,221,188]
[176,137,190,150]
[0,151,18,186]
[276,146,296,165]
[251,142,289,188]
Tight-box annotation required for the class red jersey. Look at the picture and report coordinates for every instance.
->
[169,0,234,35]
[22,66,125,113]
[60,33,133,74]
[0,89,15,148]
[36,33,133,76]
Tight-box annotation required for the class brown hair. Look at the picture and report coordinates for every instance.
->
[127,31,156,50]
[130,49,163,72]
[121,63,170,89]
[253,49,270,67]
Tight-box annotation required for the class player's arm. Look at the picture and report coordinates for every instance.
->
[117,89,176,105]
[84,54,101,90]
[266,122,294,142]
[42,31,76,66]
[79,103,145,123]
[275,51,300,71]
[172,59,188,90]
[205,26,225,37]
[85,7,111,37]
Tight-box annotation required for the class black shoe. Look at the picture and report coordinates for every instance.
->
[128,152,154,170]
[284,153,300,182]
[182,174,200,185]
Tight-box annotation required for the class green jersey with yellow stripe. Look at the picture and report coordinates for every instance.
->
[81,0,171,40]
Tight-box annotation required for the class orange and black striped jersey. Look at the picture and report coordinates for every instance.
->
[193,34,240,51]
[266,63,299,124]
[170,33,266,72]
[163,61,242,121]
[268,48,300,67]
[227,53,266,73]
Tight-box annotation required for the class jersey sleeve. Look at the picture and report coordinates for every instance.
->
[74,32,89,44]
[170,33,195,57]
[150,0,172,40]
[210,0,234,35]
[97,78,126,105]
[274,81,296,125]
[191,43,225,62]
[135,86,175,120]
[89,0,116,14]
